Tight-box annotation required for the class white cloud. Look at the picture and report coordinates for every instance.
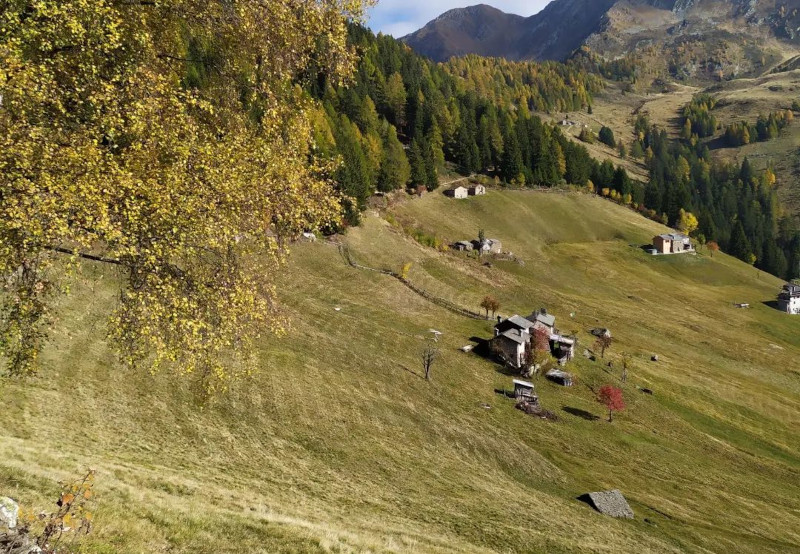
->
[367,1,554,37]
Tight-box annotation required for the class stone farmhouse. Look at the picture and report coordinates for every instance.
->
[652,233,693,254]
[493,315,536,368]
[468,184,486,196]
[778,283,800,314]
[491,309,576,369]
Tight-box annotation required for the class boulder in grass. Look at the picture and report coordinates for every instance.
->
[580,489,634,519]
[0,496,18,529]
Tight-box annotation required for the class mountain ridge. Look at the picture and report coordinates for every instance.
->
[402,0,800,81]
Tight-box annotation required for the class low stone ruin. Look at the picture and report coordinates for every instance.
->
[515,400,558,421]
[580,489,634,519]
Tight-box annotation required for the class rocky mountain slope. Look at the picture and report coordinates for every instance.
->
[403,0,800,80]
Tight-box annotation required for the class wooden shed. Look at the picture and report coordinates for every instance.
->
[513,379,536,401]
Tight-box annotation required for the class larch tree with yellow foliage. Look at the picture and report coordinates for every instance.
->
[677,209,699,236]
[0,0,369,392]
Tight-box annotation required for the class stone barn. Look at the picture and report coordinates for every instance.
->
[653,233,693,254]
[445,186,468,199]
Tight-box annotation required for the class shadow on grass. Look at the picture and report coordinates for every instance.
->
[495,365,520,377]
[563,406,599,421]
[762,300,784,312]
[704,135,731,152]
[576,493,595,510]
[469,337,492,358]
[468,336,519,376]
[398,365,425,380]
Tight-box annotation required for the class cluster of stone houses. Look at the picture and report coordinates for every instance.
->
[452,237,502,254]
[491,309,576,370]
[444,183,486,199]
[650,233,694,255]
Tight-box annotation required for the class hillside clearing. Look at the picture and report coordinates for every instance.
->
[1,191,799,553]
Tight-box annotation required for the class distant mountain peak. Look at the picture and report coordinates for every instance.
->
[433,3,508,20]
[402,0,800,81]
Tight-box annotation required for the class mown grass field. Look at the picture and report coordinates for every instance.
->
[1,190,799,553]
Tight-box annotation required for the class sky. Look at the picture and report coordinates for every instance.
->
[367,1,553,38]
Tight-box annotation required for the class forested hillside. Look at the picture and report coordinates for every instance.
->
[633,108,799,279]
[311,25,800,281]
[309,25,618,225]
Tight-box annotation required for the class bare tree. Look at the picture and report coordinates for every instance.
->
[594,335,613,359]
[620,352,631,383]
[421,345,439,381]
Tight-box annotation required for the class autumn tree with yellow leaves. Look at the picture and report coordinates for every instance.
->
[0,0,369,392]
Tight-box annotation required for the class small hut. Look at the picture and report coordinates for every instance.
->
[444,186,469,199]
[512,379,536,402]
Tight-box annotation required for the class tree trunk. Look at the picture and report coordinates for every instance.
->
[608,408,613,422]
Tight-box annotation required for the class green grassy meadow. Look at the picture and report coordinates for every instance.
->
[1,190,799,553]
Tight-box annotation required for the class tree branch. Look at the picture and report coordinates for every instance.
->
[48,246,125,266]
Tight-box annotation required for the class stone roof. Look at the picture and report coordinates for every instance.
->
[498,328,527,345]
[656,233,690,241]
[583,490,634,519]
[528,309,556,328]
[495,315,534,334]
[782,283,800,296]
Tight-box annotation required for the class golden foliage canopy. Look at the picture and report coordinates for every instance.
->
[0,0,368,390]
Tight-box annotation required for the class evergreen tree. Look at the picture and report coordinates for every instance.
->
[423,138,439,191]
[409,138,427,186]
[613,166,632,197]
[728,220,753,262]
[598,126,616,147]
[630,140,644,159]
[501,130,524,184]
[378,123,411,192]
[334,115,373,224]
[384,72,407,130]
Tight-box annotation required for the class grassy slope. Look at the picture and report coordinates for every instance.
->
[592,70,800,216]
[1,190,800,553]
